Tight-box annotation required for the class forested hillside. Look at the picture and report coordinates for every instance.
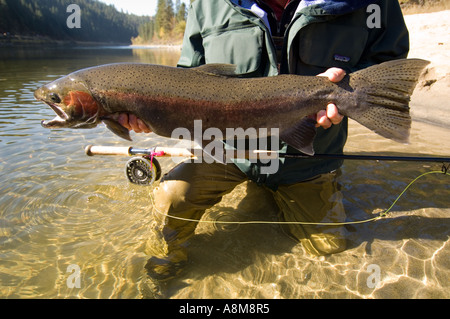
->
[0,0,150,44]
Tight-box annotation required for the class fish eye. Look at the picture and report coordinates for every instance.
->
[49,93,61,104]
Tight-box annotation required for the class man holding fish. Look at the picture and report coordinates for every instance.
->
[117,0,411,280]
[31,0,409,282]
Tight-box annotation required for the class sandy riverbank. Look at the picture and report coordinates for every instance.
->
[405,10,450,126]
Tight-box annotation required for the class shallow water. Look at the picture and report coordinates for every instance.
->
[0,46,448,299]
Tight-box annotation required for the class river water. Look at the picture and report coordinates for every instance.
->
[0,46,448,299]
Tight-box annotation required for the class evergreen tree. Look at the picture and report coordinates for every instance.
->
[155,0,168,38]
[151,0,187,42]
[176,1,187,23]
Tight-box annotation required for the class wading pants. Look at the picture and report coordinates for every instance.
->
[147,161,347,275]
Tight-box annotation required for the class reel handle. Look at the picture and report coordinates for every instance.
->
[85,145,132,156]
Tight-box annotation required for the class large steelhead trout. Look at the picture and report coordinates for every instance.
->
[36,59,429,155]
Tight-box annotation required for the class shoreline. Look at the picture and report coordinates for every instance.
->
[0,33,182,50]
[129,43,182,50]
[0,34,131,48]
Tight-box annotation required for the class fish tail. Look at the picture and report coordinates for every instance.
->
[347,58,430,143]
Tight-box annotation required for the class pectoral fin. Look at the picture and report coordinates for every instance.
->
[102,118,132,141]
[280,117,317,156]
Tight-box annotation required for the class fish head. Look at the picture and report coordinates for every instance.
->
[36,75,103,129]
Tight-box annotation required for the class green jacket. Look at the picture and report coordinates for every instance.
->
[178,0,409,190]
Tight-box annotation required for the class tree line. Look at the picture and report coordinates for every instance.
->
[132,0,191,45]
[0,0,149,44]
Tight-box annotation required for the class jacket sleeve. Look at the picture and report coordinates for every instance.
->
[177,4,205,68]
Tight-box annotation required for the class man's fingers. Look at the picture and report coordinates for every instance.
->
[137,118,151,133]
[127,114,141,133]
[327,104,344,125]
[318,67,346,83]
[118,113,131,130]
[117,113,152,133]
[316,109,331,129]
[315,104,344,129]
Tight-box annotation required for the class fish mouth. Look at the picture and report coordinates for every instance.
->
[40,101,70,128]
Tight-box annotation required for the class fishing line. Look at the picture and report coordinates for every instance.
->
[149,166,450,227]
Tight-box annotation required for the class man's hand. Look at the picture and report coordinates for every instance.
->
[315,67,346,129]
[117,113,152,133]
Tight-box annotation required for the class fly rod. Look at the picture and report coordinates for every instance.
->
[85,145,450,163]
[275,153,450,163]
[84,145,450,186]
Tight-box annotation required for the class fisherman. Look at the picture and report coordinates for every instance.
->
[119,0,409,280]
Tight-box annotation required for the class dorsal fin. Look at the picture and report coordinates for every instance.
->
[192,63,238,77]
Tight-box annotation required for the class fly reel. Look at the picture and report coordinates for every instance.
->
[125,157,161,186]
